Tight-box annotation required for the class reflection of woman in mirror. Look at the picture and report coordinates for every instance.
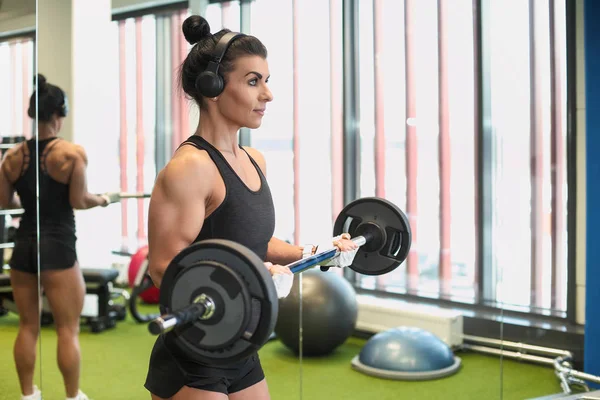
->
[145,15,357,400]
[0,74,115,400]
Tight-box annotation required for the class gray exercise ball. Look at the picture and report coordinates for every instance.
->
[351,326,462,380]
[274,269,358,356]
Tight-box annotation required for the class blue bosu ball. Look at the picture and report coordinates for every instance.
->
[351,326,462,380]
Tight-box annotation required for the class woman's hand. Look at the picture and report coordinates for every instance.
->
[264,262,292,276]
[319,233,360,270]
[332,233,359,252]
[265,262,293,299]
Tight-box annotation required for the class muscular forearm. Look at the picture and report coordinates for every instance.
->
[266,237,305,265]
[74,193,107,210]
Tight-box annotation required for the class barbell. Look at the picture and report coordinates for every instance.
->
[118,192,151,199]
[148,197,411,366]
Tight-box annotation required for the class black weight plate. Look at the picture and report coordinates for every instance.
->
[333,197,412,276]
[171,261,252,350]
[159,239,279,365]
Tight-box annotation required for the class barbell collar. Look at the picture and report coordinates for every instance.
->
[148,294,215,335]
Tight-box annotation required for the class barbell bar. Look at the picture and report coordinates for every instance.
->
[147,197,411,366]
[148,235,369,335]
[119,192,151,199]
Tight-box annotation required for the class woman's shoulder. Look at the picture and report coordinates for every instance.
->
[158,146,218,190]
[242,146,266,175]
[48,140,87,164]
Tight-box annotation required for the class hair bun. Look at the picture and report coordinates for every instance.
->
[182,15,211,45]
[35,74,48,92]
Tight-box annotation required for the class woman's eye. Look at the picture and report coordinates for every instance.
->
[249,78,258,86]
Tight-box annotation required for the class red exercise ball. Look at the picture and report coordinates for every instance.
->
[127,245,160,304]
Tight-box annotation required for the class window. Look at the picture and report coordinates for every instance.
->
[112,8,187,252]
[0,36,34,253]
[356,0,477,303]
[0,37,34,140]
[353,0,569,317]
[103,0,571,319]
[487,0,568,315]
[249,0,343,247]
[105,0,344,264]
[77,5,191,265]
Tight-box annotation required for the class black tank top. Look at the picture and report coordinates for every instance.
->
[13,138,76,238]
[182,135,275,260]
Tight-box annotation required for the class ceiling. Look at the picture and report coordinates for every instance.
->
[0,0,36,22]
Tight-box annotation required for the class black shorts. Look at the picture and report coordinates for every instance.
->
[9,235,77,274]
[144,335,265,397]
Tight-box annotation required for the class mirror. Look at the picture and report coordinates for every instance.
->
[0,0,39,398]
[35,0,133,398]
[33,0,304,398]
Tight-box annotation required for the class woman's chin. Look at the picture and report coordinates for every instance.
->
[246,120,263,130]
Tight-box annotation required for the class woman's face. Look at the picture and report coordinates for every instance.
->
[216,55,273,129]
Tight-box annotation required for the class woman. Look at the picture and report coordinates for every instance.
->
[145,15,358,400]
[0,74,120,400]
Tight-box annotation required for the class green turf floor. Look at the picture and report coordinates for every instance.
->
[0,308,562,400]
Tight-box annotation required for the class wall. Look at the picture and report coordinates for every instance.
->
[37,0,74,142]
[0,13,34,36]
[0,0,185,37]
[113,0,185,12]
[0,0,35,36]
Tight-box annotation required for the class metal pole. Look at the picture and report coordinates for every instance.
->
[238,0,252,146]
[342,0,360,283]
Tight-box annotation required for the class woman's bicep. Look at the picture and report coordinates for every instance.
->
[0,149,23,209]
[68,155,88,209]
[147,161,209,287]
[0,165,14,208]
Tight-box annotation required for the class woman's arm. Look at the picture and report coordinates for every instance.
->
[0,176,20,209]
[68,146,111,209]
[147,150,214,288]
[266,235,358,267]
[0,149,22,209]
[266,237,307,265]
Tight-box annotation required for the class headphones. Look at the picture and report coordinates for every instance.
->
[195,31,246,98]
[58,90,69,117]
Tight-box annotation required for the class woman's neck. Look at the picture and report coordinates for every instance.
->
[38,123,58,140]
[195,112,241,156]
